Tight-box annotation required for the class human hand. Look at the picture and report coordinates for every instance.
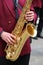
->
[25,10,34,21]
[1,31,17,45]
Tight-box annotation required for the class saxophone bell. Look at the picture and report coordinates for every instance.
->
[26,23,37,37]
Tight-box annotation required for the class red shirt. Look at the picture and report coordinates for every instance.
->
[0,0,37,57]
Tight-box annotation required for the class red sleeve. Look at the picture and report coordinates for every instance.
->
[31,6,37,22]
[0,27,3,33]
[30,0,42,23]
[30,3,38,23]
[0,27,3,37]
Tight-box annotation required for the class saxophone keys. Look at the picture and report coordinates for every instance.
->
[6,52,11,59]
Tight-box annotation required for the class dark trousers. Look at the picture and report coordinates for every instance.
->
[0,53,30,65]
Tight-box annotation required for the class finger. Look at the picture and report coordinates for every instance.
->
[25,14,34,18]
[7,37,15,45]
[8,36,16,44]
[7,39,12,45]
[26,12,34,16]
[26,17,34,21]
[26,11,34,13]
[25,14,34,17]
[10,34,17,40]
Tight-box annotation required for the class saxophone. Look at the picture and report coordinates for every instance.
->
[5,0,37,61]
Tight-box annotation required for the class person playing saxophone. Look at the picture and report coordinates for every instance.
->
[0,0,37,65]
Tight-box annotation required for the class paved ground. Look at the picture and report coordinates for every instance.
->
[29,38,43,65]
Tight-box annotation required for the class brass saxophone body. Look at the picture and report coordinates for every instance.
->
[5,0,37,61]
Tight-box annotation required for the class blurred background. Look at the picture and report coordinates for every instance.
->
[29,38,43,65]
